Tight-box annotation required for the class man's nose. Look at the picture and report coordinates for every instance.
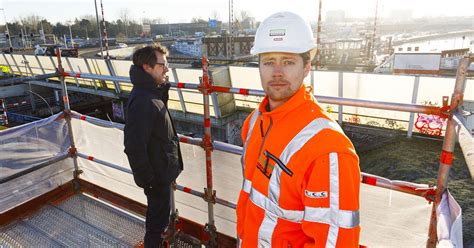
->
[272,64,284,77]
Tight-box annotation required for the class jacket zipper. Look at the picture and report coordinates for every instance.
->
[257,116,273,161]
[264,150,293,176]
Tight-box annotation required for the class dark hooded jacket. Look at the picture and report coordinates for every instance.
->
[124,65,183,188]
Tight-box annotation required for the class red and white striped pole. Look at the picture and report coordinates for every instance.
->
[56,47,81,187]
[100,0,110,59]
[361,173,435,201]
[175,185,236,209]
[199,56,218,246]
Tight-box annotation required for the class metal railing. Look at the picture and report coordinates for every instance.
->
[1,53,472,137]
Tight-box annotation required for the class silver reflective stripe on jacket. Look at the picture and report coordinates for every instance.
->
[250,187,304,222]
[258,118,341,246]
[303,207,359,229]
[243,178,252,194]
[327,153,340,247]
[241,111,260,173]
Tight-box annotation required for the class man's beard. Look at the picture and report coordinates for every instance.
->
[264,80,294,102]
[156,74,168,85]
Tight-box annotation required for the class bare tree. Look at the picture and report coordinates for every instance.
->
[19,15,42,33]
[142,17,166,24]
[80,15,98,25]
[236,10,252,22]
[191,16,206,23]
[234,10,253,34]
[118,8,132,37]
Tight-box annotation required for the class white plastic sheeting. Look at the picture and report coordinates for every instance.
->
[437,190,463,248]
[71,115,146,204]
[0,111,465,246]
[0,113,74,213]
[70,113,238,234]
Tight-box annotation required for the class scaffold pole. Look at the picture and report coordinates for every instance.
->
[56,48,81,190]
[426,56,472,247]
[199,56,218,247]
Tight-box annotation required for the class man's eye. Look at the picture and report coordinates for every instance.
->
[263,61,273,66]
[284,60,295,65]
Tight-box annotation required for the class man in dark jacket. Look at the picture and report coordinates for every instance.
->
[124,44,183,248]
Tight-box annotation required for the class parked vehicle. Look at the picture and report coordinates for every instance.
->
[35,44,79,58]
[117,43,128,49]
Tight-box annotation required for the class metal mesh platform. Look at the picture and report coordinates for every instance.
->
[24,206,130,247]
[0,193,205,248]
[0,221,63,248]
[57,194,145,245]
[169,233,203,248]
[0,194,143,247]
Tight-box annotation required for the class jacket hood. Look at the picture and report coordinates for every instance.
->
[129,64,157,89]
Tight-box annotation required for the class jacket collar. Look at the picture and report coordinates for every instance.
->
[258,85,315,120]
[129,64,158,89]
[129,64,171,98]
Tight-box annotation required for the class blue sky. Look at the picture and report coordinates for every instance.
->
[1,0,473,24]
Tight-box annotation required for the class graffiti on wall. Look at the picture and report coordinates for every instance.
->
[414,114,446,136]
[414,99,448,136]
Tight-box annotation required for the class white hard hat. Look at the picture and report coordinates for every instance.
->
[251,11,316,59]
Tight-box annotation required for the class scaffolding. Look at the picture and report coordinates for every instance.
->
[0,51,473,246]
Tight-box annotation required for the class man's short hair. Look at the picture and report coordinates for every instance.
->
[132,44,169,67]
[259,51,311,67]
[300,51,311,66]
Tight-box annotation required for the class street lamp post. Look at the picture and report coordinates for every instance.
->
[40,20,46,44]
[0,8,13,50]
[69,25,74,47]
[94,0,104,58]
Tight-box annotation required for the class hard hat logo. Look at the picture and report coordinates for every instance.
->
[251,11,316,59]
[269,29,286,37]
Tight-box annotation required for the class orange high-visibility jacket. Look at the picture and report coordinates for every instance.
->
[237,86,360,247]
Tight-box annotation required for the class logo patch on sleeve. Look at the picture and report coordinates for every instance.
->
[305,190,328,199]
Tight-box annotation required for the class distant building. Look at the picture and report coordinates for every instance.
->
[326,10,346,23]
[320,41,337,61]
[241,17,257,30]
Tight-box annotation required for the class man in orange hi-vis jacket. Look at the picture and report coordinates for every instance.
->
[236,11,361,247]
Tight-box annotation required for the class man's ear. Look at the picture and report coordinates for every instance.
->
[303,62,311,78]
[142,64,152,73]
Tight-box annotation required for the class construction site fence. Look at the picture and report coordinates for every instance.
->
[1,53,474,136]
